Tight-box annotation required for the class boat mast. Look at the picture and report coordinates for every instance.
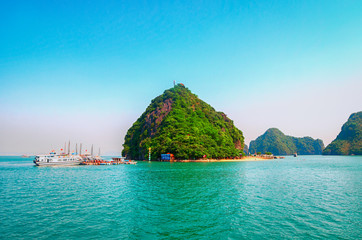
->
[80,143,82,155]
[64,142,66,155]
[91,144,93,157]
[68,141,70,155]
[76,143,78,155]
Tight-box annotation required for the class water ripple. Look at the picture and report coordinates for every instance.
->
[0,156,361,239]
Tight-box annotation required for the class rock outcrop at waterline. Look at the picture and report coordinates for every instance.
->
[122,84,245,160]
[249,128,324,155]
[323,111,362,155]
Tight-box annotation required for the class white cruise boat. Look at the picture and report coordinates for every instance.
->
[34,152,82,166]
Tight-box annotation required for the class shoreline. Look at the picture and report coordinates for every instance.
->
[168,156,281,163]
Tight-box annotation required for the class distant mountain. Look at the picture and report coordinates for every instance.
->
[122,84,244,160]
[243,144,249,155]
[249,128,324,155]
[323,111,362,155]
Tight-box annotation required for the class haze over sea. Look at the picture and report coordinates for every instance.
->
[0,156,360,239]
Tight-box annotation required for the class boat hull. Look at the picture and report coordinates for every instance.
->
[34,160,82,166]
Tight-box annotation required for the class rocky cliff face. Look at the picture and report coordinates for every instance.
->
[122,84,244,160]
[323,111,362,155]
[249,128,324,155]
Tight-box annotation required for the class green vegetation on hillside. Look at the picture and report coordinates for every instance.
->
[249,128,324,155]
[323,111,362,155]
[122,84,244,160]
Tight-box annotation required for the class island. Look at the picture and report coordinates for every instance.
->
[122,84,245,160]
[249,128,324,155]
[323,111,362,155]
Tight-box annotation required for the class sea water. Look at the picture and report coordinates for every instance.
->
[0,156,361,239]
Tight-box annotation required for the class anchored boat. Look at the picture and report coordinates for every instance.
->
[34,141,95,166]
[34,151,82,166]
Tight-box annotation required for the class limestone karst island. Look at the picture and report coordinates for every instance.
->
[122,84,362,161]
[323,111,362,155]
[122,84,246,161]
[249,128,324,156]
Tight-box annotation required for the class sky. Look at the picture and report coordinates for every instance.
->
[0,0,361,155]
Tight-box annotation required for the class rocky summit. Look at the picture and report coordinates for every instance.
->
[122,84,244,160]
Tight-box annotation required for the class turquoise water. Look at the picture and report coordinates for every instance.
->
[0,156,361,239]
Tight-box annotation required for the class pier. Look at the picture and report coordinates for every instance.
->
[80,158,137,165]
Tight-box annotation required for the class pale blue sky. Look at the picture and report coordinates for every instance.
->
[1,1,361,155]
